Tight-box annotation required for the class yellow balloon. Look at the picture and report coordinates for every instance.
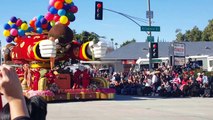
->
[8,21,13,25]
[21,23,28,31]
[3,30,10,37]
[60,16,68,24]
[50,21,55,26]
[65,0,72,4]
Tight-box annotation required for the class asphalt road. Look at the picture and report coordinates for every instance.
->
[2,95,213,120]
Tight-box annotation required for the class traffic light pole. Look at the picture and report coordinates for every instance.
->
[148,0,152,70]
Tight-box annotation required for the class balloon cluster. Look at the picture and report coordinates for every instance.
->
[3,16,34,43]
[3,0,78,43]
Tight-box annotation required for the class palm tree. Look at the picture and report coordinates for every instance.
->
[111,38,114,48]
[115,42,118,49]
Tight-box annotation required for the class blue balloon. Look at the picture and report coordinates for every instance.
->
[70,2,74,6]
[11,24,18,29]
[58,9,66,16]
[37,15,44,21]
[4,23,11,30]
[27,27,34,32]
[35,21,42,27]
[18,29,25,36]
[36,27,43,34]
[6,36,14,43]
[49,7,58,14]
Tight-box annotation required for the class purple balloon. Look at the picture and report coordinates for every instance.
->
[63,3,71,10]
[40,18,47,24]
[10,16,17,23]
[6,36,14,43]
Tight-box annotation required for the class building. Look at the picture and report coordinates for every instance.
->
[101,42,213,72]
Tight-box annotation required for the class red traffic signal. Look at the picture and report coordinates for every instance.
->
[97,3,102,8]
[151,42,159,58]
[95,1,103,20]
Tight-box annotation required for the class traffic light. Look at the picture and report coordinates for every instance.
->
[95,1,103,20]
[151,42,158,58]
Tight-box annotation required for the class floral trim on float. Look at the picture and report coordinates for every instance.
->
[2,0,115,101]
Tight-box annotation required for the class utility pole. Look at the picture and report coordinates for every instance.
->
[148,0,152,70]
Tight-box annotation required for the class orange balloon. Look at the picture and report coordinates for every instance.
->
[29,20,36,28]
[14,37,22,43]
[54,1,63,10]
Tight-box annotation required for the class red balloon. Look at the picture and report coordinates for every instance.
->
[53,15,60,22]
[65,21,70,26]
[42,23,48,29]
[45,12,54,21]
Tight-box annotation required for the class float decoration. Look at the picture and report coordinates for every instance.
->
[2,0,114,101]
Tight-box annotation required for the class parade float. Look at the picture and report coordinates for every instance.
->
[2,0,115,102]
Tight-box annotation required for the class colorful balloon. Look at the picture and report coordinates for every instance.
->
[49,7,58,14]
[6,36,14,43]
[36,27,43,34]
[45,12,54,21]
[65,0,72,4]
[16,19,22,27]
[54,1,63,10]
[29,20,36,28]
[37,15,44,21]
[21,23,28,30]
[66,12,75,21]
[3,30,10,37]
[11,24,18,29]
[49,0,57,6]
[40,18,47,24]
[53,15,60,22]
[50,21,55,26]
[58,9,66,16]
[59,16,68,24]
[4,23,11,30]
[10,16,17,23]
[8,21,14,25]
[70,5,78,13]
[18,29,25,36]
[10,28,18,36]
[63,3,71,10]
[35,21,42,27]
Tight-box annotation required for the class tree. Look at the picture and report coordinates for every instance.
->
[190,26,202,41]
[175,26,202,42]
[115,42,118,49]
[176,32,185,42]
[110,38,114,48]
[175,19,213,42]
[120,39,136,47]
[73,31,104,44]
[202,19,213,41]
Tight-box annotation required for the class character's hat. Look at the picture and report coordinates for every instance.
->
[48,24,73,44]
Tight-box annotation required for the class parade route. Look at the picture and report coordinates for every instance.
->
[45,95,213,120]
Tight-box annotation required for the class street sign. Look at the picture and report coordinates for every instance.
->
[151,59,162,63]
[147,36,154,42]
[141,26,160,32]
[146,11,153,19]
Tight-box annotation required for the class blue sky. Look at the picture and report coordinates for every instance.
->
[0,0,213,47]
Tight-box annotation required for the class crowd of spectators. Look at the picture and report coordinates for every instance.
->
[99,63,213,98]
